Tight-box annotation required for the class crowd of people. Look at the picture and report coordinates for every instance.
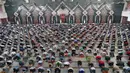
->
[0,23,130,73]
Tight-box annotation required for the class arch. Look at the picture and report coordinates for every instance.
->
[38,15,46,24]
[100,7,108,23]
[107,10,114,23]
[107,15,114,23]
[82,15,88,23]
[87,7,95,23]
[56,6,69,16]
[51,15,57,24]
[18,5,29,24]
[95,15,101,23]
[55,2,71,23]
[99,4,112,23]
[55,1,71,11]
[31,5,41,24]
[44,4,53,24]
[69,15,75,24]
[14,16,21,24]
[73,4,84,23]
[26,12,33,24]
[38,11,46,24]
[74,7,82,23]
[14,12,21,24]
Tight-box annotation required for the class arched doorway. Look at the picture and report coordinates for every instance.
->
[95,15,101,23]
[31,6,40,24]
[18,5,29,24]
[100,7,108,23]
[107,15,113,23]
[73,5,83,23]
[38,15,46,24]
[69,15,74,24]
[56,5,69,23]
[52,15,57,24]
[87,6,95,23]
[14,16,21,24]
[95,10,101,24]
[44,5,53,24]
[82,15,88,23]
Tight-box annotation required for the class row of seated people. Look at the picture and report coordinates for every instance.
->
[0,23,130,73]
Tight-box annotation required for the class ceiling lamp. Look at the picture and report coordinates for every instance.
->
[52,0,55,2]
[97,0,101,2]
[24,0,29,3]
[71,0,73,2]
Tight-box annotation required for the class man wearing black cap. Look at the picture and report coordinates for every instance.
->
[13,66,19,73]
[77,60,82,67]
[68,67,73,73]
[72,48,76,56]
[55,67,61,73]
[30,67,36,73]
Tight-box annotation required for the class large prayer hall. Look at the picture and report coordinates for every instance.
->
[0,0,130,73]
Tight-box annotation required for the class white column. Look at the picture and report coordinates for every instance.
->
[0,0,8,19]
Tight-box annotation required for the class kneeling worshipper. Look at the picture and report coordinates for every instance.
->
[68,67,74,73]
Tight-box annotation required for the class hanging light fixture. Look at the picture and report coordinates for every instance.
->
[52,0,55,2]
[24,0,29,3]
[71,0,73,2]
[97,0,101,2]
